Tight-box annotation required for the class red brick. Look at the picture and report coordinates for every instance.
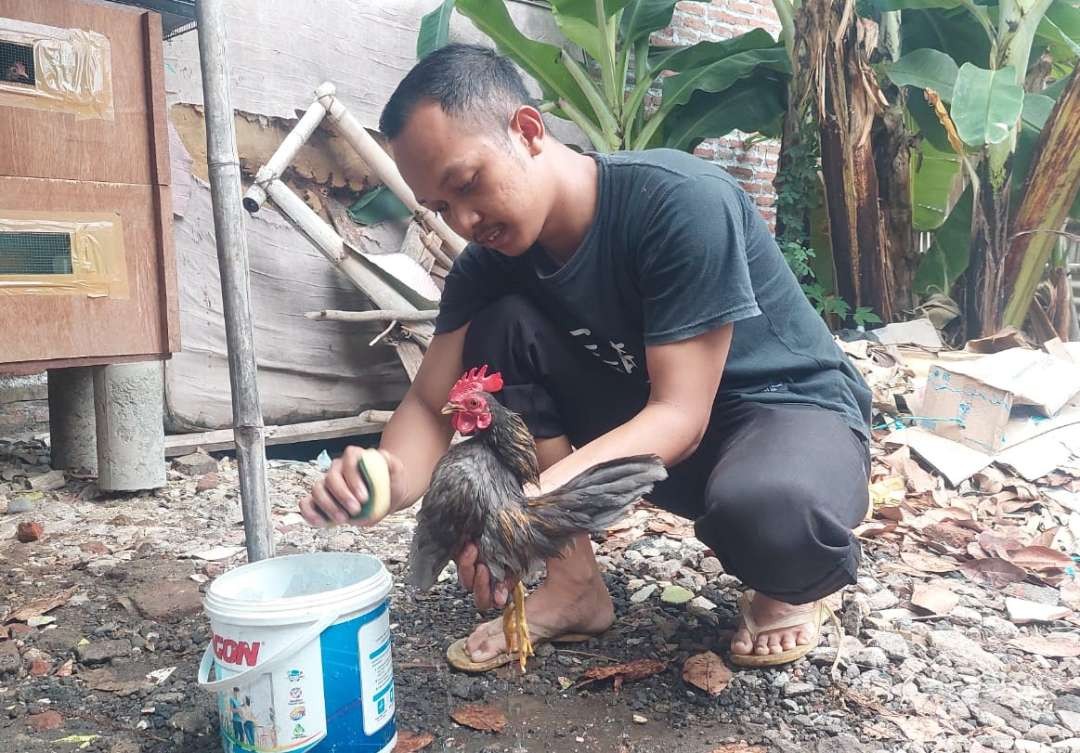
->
[755,195,776,207]
[677,1,707,15]
[27,711,62,732]
[16,521,43,543]
[29,658,51,677]
[727,166,754,180]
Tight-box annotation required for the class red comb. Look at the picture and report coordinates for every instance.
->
[449,365,504,401]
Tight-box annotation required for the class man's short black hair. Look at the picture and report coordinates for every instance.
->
[379,44,532,140]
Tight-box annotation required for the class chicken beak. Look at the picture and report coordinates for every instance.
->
[440,402,456,415]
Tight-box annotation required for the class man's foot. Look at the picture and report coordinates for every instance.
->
[731,591,818,657]
[463,571,614,662]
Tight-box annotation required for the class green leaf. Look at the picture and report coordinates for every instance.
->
[549,0,632,65]
[621,0,688,46]
[901,7,992,66]
[661,75,786,151]
[908,90,955,152]
[1022,92,1055,131]
[417,0,455,59]
[874,0,961,11]
[912,140,963,231]
[455,0,595,120]
[648,28,779,74]
[950,63,1025,146]
[347,186,412,226]
[914,185,973,296]
[1037,1,1080,60]
[885,48,960,98]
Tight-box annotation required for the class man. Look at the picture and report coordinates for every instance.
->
[299,44,871,671]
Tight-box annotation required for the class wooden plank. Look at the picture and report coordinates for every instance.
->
[163,412,393,457]
[395,342,425,381]
[0,0,156,185]
[140,11,180,354]
[0,354,164,377]
[0,177,170,366]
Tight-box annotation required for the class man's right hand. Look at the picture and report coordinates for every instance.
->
[299,446,406,528]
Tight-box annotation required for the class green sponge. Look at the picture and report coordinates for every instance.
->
[352,448,391,521]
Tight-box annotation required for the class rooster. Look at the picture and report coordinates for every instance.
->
[408,366,667,670]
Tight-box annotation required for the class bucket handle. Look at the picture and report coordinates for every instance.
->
[197,611,340,693]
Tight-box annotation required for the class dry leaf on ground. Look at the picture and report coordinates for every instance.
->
[891,715,945,743]
[578,659,666,692]
[710,745,766,753]
[958,558,1028,589]
[1009,633,1080,657]
[1061,581,1080,611]
[1007,546,1073,572]
[394,730,435,752]
[8,587,78,623]
[977,531,1024,559]
[911,583,959,615]
[450,704,507,733]
[900,550,959,573]
[682,651,733,696]
[1005,597,1071,624]
[869,477,906,509]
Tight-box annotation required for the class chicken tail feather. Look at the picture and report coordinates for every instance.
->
[524,454,667,556]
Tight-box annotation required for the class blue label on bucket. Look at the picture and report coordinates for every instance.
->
[316,601,397,752]
[212,601,396,753]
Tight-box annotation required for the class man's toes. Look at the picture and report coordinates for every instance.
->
[766,633,784,654]
[795,625,813,646]
[780,631,797,651]
[731,630,753,655]
[754,634,771,655]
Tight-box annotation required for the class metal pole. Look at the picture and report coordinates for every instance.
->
[195,0,274,561]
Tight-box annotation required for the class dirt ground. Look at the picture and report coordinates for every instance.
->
[2,433,1079,753]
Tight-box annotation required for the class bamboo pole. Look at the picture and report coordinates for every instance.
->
[315,87,467,256]
[196,0,274,562]
[306,309,438,323]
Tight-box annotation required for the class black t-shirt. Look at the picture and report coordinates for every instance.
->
[434,149,871,437]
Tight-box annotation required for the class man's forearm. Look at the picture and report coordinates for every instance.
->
[379,390,454,510]
[535,401,705,494]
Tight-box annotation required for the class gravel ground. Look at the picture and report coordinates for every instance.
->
[1,432,1079,753]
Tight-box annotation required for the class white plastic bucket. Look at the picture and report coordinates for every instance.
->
[198,552,396,753]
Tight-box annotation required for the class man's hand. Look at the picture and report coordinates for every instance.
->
[456,542,513,610]
[299,446,406,528]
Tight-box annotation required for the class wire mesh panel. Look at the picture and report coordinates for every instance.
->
[0,39,34,86]
[0,231,73,274]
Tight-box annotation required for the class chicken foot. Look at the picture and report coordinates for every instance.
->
[501,582,534,672]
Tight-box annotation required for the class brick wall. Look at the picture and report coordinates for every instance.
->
[657,0,783,229]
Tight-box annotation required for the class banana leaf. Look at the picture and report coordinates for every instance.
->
[911,140,963,231]
[348,186,412,226]
[950,64,1024,147]
[913,186,973,296]
[661,74,786,151]
[648,28,779,74]
[621,0,696,46]
[548,0,634,65]
[901,7,993,66]
[417,0,455,58]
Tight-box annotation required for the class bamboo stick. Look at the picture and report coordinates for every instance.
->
[196,0,274,562]
[315,87,467,256]
[305,309,439,323]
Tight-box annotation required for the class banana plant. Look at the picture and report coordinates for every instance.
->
[882,0,1080,337]
[416,0,790,153]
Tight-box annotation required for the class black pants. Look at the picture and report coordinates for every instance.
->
[462,295,870,604]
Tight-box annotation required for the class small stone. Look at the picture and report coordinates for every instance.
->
[630,585,657,603]
[929,630,1005,673]
[1057,697,1080,715]
[689,596,717,611]
[854,647,890,669]
[15,521,43,542]
[784,682,815,697]
[28,658,50,677]
[168,710,209,734]
[868,590,900,611]
[857,576,882,594]
[1060,710,1080,736]
[27,710,62,732]
[173,451,218,477]
[0,641,20,675]
[626,578,646,591]
[867,631,911,661]
[195,473,220,492]
[1014,741,1043,753]
[949,606,983,627]
[535,642,555,658]
[1028,724,1063,743]
[5,493,39,514]
[79,541,110,556]
[77,639,132,665]
[86,557,120,575]
[632,714,647,724]
[984,616,1021,640]
[1054,741,1080,753]
[699,556,723,575]
[660,585,694,605]
[449,675,483,700]
[649,559,682,581]
[28,470,66,491]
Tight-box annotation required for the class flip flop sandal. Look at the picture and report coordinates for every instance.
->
[446,632,597,673]
[728,590,832,669]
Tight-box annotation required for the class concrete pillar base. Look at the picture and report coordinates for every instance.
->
[47,367,98,475]
[94,362,165,491]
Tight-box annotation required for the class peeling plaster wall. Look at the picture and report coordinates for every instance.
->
[161,0,569,430]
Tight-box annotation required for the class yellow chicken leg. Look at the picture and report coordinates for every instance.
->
[512,582,533,671]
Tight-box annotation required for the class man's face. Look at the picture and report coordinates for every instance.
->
[391,101,548,256]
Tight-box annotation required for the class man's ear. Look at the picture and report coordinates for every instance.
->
[510,105,545,155]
